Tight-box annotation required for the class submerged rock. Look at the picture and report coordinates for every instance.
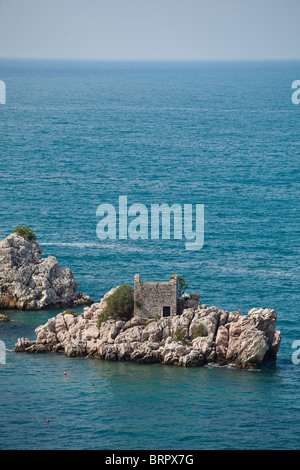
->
[0,233,93,310]
[0,314,10,321]
[15,287,281,369]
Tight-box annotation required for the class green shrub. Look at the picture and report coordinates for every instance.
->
[14,225,36,241]
[62,309,80,317]
[97,312,109,328]
[192,324,208,338]
[134,300,142,309]
[170,273,189,297]
[102,284,134,322]
[173,327,186,342]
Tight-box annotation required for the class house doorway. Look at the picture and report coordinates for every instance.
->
[163,306,171,317]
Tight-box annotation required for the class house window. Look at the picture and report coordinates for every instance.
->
[163,306,171,317]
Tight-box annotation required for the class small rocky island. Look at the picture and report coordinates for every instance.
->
[15,277,282,369]
[3,229,281,369]
[0,231,93,310]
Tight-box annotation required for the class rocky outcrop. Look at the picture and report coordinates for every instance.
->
[15,287,281,369]
[177,293,200,315]
[0,314,10,321]
[0,234,93,310]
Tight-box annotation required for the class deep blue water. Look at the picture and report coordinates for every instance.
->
[0,59,299,450]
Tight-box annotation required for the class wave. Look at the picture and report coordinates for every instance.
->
[43,242,100,248]
[42,241,148,253]
[216,265,293,278]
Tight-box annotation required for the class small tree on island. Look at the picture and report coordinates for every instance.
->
[170,273,189,298]
[97,284,134,327]
[14,225,36,241]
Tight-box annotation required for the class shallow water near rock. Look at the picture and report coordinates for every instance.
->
[1,305,299,449]
[0,59,299,449]
[0,335,297,449]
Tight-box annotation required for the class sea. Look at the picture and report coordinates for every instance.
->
[0,59,299,450]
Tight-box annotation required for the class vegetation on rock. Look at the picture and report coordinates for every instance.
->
[192,323,208,338]
[96,312,109,328]
[171,273,189,297]
[62,309,80,317]
[173,327,186,342]
[100,284,134,323]
[14,225,36,241]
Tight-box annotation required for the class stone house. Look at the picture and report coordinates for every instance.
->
[134,273,178,318]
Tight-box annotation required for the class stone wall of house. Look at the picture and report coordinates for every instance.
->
[134,274,178,318]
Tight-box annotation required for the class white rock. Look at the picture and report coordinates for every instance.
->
[0,233,93,310]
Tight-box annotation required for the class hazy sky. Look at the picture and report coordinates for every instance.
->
[0,0,299,60]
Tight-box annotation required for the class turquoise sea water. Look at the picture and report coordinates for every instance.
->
[0,60,299,450]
